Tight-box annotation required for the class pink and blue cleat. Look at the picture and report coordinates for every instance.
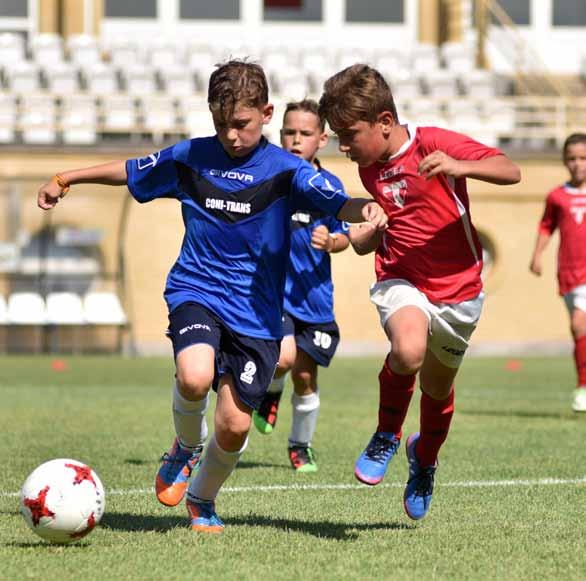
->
[354,431,400,485]
[403,432,437,520]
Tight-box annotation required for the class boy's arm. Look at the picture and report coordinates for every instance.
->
[418,151,521,185]
[349,222,384,256]
[38,161,127,210]
[310,225,350,254]
[529,231,552,276]
[337,198,387,229]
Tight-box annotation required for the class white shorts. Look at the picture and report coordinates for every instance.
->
[370,279,484,369]
[563,285,586,313]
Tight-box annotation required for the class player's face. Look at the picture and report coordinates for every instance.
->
[280,111,327,162]
[213,104,274,158]
[333,119,391,167]
[564,143,586,187]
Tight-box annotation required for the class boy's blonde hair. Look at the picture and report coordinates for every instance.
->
[318,64,398,130]
[208,60,269,121]
[283,99,325,132]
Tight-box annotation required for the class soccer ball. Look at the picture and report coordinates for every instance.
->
[20,458,105,544]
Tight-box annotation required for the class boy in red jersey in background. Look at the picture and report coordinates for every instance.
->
[530,133,586,412]
[319,64,520,520]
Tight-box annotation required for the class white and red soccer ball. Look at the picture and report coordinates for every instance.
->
[20,458,105,544]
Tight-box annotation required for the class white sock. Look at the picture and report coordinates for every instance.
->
[172,382,208,450]
[288,391,320,447]
[267,374,286,394]
[187,435,248,502]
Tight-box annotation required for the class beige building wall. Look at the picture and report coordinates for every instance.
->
[0,151,569,355]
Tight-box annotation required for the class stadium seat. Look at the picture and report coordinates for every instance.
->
[67,34,101,65]
[460,69,497,98]
[149,39,183,69]
[46,292,85,325]
[82,62,119,94]
[0,295,8,324]
[374,51,408,81]
[271,69,309,100]
[410,44,440,74]
[423,69,459,98]
[389,70,422,99]
[141,95,178,143]
[7,292,47,324]
[120,63,157,95]
[408,97,446,127]
[186,48,216,91]
[44,61,80,94]
[20,94,57,144]
[445,99,486,134]
[30,33,64,65]
[440,42,475,73]
[181,96,215,137]
[100,94,136,132]
[0,93,16,143]
[159,64,196,96]
[5,61,41,92]
[0,32,25,65]
[107,40,144,68]
[83,292,127,325]
[61,95,97,144]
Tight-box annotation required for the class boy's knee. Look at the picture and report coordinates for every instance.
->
[390,344,425,374]
[176,368,214,400]
[215,418,250,451]
[291,369,315,394]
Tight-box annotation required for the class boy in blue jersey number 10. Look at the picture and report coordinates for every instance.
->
[37,60,387,534]
[252,99,350,473]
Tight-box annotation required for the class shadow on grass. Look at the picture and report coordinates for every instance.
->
[124,458,156,466]
[458,409,571,420]
[101,511,412,540]
[237,460,287,469]
[4,540,91,549]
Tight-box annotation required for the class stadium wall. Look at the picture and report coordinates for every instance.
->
[0,149,569,356]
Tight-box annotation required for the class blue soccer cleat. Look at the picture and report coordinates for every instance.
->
[187,496,225,534]
[155,438,203,507]
[354,432,400,485]
[403,432,437,520]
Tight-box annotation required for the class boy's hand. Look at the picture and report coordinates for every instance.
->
[529,257,542,276]
[362,201,388,230]
[38,177,67,210]
[311,225,333,252]
[418,150,463,180]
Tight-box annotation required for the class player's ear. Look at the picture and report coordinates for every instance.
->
[378,111,395,136]
[262,103,274,125]
[318,130,328,150]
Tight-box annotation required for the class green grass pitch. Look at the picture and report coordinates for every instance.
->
[1,355,585,580]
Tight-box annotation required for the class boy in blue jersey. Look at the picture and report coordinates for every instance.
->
[253,99,350,473]
[37,60,387,534]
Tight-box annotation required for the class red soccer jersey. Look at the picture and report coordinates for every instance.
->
[539,184,586,295]
[359,125,503,303]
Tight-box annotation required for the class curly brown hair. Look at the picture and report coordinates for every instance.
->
[318,64,398,130]
[208,59,269,121]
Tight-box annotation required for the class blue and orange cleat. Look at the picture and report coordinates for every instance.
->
[403,432,437,520]
[155,438,203,507]
[354,432,400,485]
[186,496,224,534]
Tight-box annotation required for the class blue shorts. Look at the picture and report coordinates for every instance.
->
[282,312,340,367]
[167,302,280,410]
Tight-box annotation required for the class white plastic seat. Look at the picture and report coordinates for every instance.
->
[441,42,475,73]
[181,96,215,137]
[5,61,41,92]
[46,292,85,325]
[461,69,497,98]
[159,65,196,96]
[0,33,25,65]
[410,44,440,74]
[20,94,57,144]
[0,295,8,323]
[271,70,309,100]
[408,98,446,127]
[100,94,136,131]
[423,69,459,98]
[67,34,101,65]
[30,33,64,65]
[121,63,157,95]
[44,61,79,94]
[7,292,47,324]
[141,95,178,142]
[61,95,97,144]
[83,62,119,94]
[0,93,16,143]
[83,292,126,325]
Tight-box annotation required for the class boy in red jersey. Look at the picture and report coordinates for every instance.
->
[318,64,520,520]
[530,133,586,412]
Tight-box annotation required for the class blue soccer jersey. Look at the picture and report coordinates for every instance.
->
[284,165,349,324]
[126,136,349,340]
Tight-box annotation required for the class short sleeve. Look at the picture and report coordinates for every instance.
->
[126,144,181,203]
[421,127,503,161]
[539,192,559,235]
[292,162,349,217]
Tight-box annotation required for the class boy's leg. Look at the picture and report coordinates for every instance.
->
[187,374,251,533]
[355,305,427,486]
[570,307,586,412]
[156,344,215,507]
[288,349,319,472]
[253,334,296,434]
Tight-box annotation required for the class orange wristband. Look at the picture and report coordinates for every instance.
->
[52,174,70,194]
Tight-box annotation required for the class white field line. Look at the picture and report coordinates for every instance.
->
[2,476,585,499]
